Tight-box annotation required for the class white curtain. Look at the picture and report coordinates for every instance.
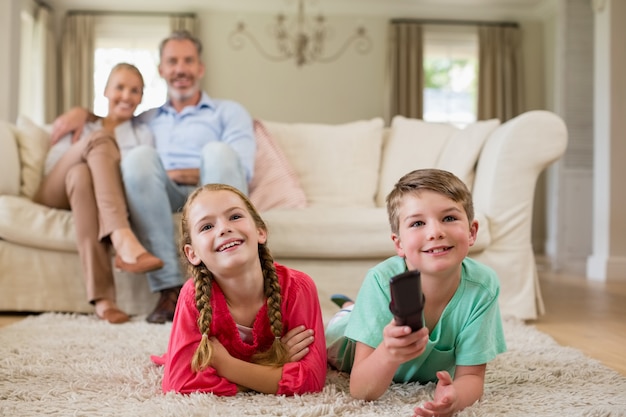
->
[34,5,57,124]
[18,3,56,125]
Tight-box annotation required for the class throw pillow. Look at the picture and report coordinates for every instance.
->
[249,120,307,212]
[263,118,385,207]
[14,115,51,199]
[436,118,500,189]
[0,122,21,196]
[376,116,456,206]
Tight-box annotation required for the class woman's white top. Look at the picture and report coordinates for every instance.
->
[44,118,154,175]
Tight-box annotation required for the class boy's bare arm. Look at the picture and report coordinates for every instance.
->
[349,323,429,401]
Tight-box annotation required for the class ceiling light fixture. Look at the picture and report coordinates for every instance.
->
[229,0,372,67]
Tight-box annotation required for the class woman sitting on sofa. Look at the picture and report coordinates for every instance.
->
[33,63,163,324]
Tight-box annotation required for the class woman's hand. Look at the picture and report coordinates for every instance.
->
[281,325,315,362]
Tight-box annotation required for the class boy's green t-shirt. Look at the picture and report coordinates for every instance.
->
[326,256,507,383]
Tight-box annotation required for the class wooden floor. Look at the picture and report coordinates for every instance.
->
[1,268,625,376]
[530,268,626,376]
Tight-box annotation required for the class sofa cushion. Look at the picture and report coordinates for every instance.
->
[262,206,395,258]
[0,195,76,251]
[436,118,500,189]
[376,117,500,206]
[13,115,51,199]
[262,206,490,259]
[249,120,307,212]
[263,118,385,207]
[0,122,21,196]
[376,116,455,206]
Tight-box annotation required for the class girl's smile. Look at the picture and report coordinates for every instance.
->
[183,190,267,276]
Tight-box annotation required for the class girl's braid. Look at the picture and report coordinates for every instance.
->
[259,243,283,337]
[191,264,214,372]
[250,243,290,366]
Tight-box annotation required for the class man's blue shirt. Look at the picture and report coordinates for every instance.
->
[138,92,255,181]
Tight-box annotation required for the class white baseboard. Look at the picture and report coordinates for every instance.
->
[586,254,626,282]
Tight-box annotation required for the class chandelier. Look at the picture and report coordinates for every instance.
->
[229,0,372,67]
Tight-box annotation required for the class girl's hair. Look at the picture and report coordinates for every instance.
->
[179,183,289,372]
[385,168,474,235]
[105,62,144,91]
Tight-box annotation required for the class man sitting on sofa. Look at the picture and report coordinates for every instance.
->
[50,30,256,324]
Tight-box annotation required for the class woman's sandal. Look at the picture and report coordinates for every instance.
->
[96,307,130,324]
[330,294,353,309]
[114,252,164,274]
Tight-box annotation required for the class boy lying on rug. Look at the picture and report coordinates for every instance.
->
[325,169,507,417]
[151,183,326,395]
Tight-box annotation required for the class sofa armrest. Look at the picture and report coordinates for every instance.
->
[472,110,567,246]
[0,122,21,196]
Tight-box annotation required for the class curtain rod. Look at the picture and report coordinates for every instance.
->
[35,0,52,11]
[391,18,518,28]
[67,10,196,17]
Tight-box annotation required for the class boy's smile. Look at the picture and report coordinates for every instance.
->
[391,190,478,276]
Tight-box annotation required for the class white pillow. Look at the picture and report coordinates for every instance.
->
[376,116,455,206]
[263,118,384,207]
[14,115,51,199]
[0,122,21,196]
[436,119,500,189]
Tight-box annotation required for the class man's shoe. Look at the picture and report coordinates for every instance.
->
[146,286,182,324]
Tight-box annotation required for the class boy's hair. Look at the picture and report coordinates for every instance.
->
[385,169,474,235]
[105,63,144,91]
[179,183,289,372]
[159,29,203,58]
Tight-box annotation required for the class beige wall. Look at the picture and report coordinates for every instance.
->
[195,11,546,125]
[198,11,388,124]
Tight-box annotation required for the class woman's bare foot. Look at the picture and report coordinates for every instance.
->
[110,227,148,264]
[94,298,129,324]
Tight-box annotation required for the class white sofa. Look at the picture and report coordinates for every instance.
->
[0,111,567,321]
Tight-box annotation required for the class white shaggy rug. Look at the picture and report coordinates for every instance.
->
[1,313,625,417]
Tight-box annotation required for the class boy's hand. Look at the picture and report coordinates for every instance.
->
[281,325,315,362]
[412,371,458,417]
[381,319,429,365]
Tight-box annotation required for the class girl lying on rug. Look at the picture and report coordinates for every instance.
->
[325,169,507,417]
[151,183,326,395]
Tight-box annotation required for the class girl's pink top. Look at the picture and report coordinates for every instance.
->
[151,263,327,396]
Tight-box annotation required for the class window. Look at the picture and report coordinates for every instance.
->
[422,26,478,127]
[93,15,170,117]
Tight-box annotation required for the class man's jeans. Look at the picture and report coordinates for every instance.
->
[121,143,248,292]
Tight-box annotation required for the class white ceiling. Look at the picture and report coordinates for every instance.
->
[45,0,553,19]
